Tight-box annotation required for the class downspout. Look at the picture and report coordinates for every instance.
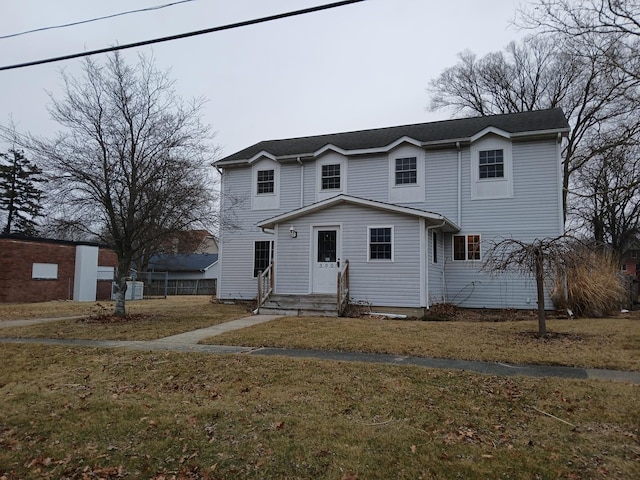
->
[556,132,564,233]
[456,142,461,226]
[297,157,304,207]
[426,219,447,310]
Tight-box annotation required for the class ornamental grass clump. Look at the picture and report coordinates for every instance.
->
[553,248,626,317]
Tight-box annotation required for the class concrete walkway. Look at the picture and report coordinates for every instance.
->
[1,314,639,384]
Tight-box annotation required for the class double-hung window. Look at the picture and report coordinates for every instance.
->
[478,150,504,179]
[369,227,393,261]
[257,169,275,194]
[253,240,274,277]
[453,234,481,261]
[395,157,417,185]
[321,164,341,190]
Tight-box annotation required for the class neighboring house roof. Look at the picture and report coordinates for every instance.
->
[148,253,218,272]
[216,108,570,165]
[257,195,460,233]
[0,233,111,249]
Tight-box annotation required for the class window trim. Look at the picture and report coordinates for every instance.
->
[367,225,394,262]
[253,240,274,278]
[394,156,418,185]
[478,149,505,179]
[321,163,341,190]
[452,234,481,261]
[256,168,275,195]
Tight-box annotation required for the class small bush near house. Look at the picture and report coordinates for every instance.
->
[553,247,626,317]
[423,302,458,321]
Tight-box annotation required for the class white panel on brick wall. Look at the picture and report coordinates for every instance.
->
[32,263,58,279]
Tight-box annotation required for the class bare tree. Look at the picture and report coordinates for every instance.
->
[572,138,640,255]
[30,52,218,315]
[482,236,576,336]
[519,0,640,80]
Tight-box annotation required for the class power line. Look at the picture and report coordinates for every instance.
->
[0,0,198,40]
[0,0,367,72]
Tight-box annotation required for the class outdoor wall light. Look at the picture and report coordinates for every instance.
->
[289,225,297,238]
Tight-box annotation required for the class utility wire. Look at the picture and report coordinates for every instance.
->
[0,0,198,40]
[0,0,367,72]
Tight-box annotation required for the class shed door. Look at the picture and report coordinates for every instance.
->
[312,227,340,294]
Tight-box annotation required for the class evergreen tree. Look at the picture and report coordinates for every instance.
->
[0,149,46,235]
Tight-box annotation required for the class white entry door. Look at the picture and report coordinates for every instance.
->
[312,226,340,294]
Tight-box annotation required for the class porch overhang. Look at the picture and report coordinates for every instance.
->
[256,195,460,233]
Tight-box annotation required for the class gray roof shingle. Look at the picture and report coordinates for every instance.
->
[217,108,569,164]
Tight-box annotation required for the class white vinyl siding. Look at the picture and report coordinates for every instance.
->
[275,203,421,307]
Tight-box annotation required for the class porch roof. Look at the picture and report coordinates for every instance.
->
[257,195,460,232]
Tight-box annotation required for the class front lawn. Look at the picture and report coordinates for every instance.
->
[202,315,640,371]
[1,344,638,479]
[0,297,249,341]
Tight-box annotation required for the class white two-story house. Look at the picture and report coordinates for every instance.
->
[214,109,570,315]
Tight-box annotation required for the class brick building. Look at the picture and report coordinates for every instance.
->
[0,235,118,303]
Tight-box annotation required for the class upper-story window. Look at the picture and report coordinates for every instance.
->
[470,135,513,200]
[388,145,424,203]
[479,150,504,179]
[321,164,341,190]
[316,153,346,200]
[252,158,279,210]
[257,169,275,194]
[395,157,417,185]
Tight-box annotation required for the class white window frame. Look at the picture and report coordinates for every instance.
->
[452,234,481,261]
[320,163,342,191]
[478,149,505,179]
[256,168,275,194]
[395,156,418,185]
[367,225,394,262]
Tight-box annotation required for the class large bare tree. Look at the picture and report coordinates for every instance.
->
[31,52,218,315]
[519,0,640,80]
[572,139,640,255]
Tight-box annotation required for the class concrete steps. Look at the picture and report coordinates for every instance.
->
[259,294,339,317]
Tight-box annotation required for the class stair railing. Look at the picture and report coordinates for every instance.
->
[337,259,349,315]
[257,261,274,309]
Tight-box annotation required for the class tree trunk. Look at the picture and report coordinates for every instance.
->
[534,247,547,336]
[114,258,131,317]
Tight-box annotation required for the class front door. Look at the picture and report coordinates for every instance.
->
[312,226,340,294]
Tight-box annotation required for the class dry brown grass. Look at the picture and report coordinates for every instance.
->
[203,314,640,371]
[553,248,627,316]
[1,344,638,479]
[0,296,250,340]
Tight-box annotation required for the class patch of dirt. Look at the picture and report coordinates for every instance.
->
[515,331,586,342]
[77,313,155,324]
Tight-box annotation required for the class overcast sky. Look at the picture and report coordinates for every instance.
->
[0,0,526,159]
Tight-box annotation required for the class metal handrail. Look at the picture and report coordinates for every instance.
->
[257,261,274,309]
[337,259,349,315]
